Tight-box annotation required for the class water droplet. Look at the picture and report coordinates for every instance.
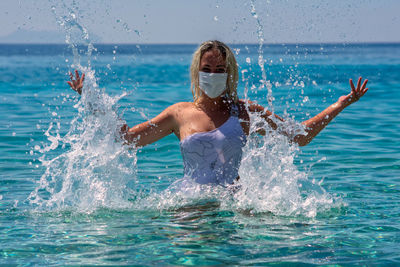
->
[251,10,258,18]
[214,16,218,21]
[246,57,251,64]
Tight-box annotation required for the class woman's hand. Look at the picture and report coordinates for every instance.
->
[67,70,85,95]
[338,77,369,107]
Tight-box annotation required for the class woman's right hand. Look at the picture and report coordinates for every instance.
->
[67,70,85,95]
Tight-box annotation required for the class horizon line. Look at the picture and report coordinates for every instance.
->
[0,41,399,46]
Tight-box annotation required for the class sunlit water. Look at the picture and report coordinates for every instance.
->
[1,39,400,265]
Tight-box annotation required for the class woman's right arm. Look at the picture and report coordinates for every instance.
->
[68,70,177,147]
[121,105,178,147]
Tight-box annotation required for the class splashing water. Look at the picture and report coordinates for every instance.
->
[140,113,338,217]
[250,0,274,111]
[29,68,136,212]
[236,114,336,217]
[230,2,338,217]
[29,1,340,217]
[29,3,137,212]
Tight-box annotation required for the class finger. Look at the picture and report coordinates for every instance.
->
[81,73,85,82]
[356,77,362,90]
[349,79,356,93]
[361,79,368,90]
[362,88,369,95]
[67,81,77,91]
[75,70,80,80]
[69,72,74,80]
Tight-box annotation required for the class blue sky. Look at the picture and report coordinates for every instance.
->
[1,0,399,44]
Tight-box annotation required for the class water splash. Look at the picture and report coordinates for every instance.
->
[29,3,137,212]
[219,1,338,217]
[235,114,336,217]
[250,0,274,111]
[29,1,340,217]
[29,67,136,212]
[138,113,338,218]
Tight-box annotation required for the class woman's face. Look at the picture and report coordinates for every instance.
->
[199,49,226,74]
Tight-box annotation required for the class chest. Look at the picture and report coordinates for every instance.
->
[176,105,250,141]
[178,111,227,140]
[180,116,247,150]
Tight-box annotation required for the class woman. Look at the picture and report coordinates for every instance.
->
[68,40,368,186]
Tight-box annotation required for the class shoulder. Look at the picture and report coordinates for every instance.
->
[172,101,194,108]
[162,102,195,119]
[166,102,194,113]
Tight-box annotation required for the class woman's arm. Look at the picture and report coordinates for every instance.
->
[248,77,368,146]
[68,70,178,147]
[294,77,368,146]
[121,105,178,147]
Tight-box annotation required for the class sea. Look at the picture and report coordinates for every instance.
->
[0,42,399,265]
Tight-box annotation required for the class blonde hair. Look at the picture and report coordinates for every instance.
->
[190,40,239,103]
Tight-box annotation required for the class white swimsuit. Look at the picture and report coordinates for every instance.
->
[179,105,246,185]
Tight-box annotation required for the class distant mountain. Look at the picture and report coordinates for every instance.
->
[0,29,102,44]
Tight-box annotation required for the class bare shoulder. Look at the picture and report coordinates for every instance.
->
[167,102,194,114]
[164,102,196,121]
[171,101,193,108]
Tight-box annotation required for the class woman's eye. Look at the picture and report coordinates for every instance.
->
[202,68,211,73]
[216,69,226,73]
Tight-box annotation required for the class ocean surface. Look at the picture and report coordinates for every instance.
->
[1,43,400,265]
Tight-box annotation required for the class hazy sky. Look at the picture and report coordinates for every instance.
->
[1,0,399,44]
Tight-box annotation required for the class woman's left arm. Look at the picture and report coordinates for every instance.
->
[294,77,369,146]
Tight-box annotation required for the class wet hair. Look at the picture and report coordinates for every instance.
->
[190,40,239,103]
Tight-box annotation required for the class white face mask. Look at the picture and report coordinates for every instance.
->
[199,72,228,98]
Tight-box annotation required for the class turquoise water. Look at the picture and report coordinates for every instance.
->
[1,42,400,265]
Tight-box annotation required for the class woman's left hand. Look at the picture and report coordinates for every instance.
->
[338,77,369,107]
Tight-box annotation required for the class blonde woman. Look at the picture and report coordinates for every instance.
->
[68,40,368,185]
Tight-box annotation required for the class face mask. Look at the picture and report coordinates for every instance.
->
[199,72,228,98]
